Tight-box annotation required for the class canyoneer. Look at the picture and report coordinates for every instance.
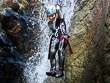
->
[46,5,73,78]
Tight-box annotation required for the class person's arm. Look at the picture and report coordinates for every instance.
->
[56,5,64,19]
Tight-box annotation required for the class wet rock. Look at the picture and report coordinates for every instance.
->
[0,1,32,82]
[65,0,110,83]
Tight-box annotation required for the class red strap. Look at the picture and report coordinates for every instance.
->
[60,35,69,40]
[60,36,73,54]
[68,42,73,54]
[60,36,63,40]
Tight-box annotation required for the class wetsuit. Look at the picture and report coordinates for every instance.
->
[48,10,68,71]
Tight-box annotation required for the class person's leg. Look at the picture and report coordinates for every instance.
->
[56,38,68,78]
[46,50,57,77]
[50,49,57,71]
[46,37,60,77]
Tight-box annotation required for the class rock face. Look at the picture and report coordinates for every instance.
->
[0,1,41,83]
[0,0,110,83]
[65,0,110,83]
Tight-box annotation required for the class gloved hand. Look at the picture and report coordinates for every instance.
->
[56,5,60,10]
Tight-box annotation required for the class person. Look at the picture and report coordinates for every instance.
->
[46,5,73,78]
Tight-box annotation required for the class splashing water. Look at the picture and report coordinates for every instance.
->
[24,0,76,83]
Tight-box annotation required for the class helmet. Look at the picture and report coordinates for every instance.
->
[46,5,56,16]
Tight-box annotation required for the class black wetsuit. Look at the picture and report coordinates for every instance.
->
[48,11,68,71]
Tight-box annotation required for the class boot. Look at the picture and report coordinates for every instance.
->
[56,70,64,78]
[46,70,56,77]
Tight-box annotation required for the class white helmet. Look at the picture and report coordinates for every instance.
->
[46,5,56,16]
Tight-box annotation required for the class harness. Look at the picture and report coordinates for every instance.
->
[56,18,73,54]
[48,16,73,55]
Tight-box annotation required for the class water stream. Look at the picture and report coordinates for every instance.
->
[24,0,76,83]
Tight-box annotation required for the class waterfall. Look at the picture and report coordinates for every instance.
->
[24,0,76,83]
